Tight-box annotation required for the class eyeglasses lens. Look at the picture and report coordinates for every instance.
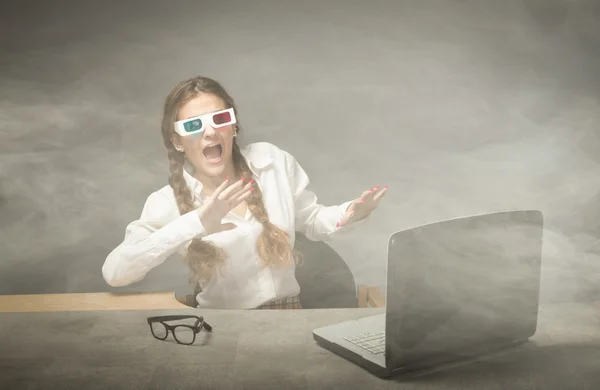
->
[150,322,168,339]
[212,111,232,125]
[172,326,195,345]
[183,119,203,133]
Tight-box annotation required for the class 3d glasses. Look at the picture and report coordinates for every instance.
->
[174,108,237,137]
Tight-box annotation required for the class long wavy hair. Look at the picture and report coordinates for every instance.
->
[160,76,299,285]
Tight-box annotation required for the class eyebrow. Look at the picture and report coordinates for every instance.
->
[182,114,204,120]
[182,108,227,121]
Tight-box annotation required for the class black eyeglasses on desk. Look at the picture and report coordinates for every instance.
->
[147,315,213,345]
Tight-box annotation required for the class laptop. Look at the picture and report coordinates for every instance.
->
[313,209,544,378]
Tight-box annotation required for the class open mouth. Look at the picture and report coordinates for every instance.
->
[203,143,223,164]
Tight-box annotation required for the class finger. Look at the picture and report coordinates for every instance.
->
[229,179,254,200]
[360,189,372,199]
[219,178,246,199]
[373,186,388,202]
[356,188,375,206]
[229,187,255,208]
[366,185,381,199]
[359,185,379,202]
[212,176,232,198]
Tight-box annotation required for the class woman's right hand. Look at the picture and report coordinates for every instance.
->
[197,177,254,235]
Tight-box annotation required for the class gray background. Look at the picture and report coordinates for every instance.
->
[1,0,598,303]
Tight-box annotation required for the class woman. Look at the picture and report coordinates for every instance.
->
[102,76,388,309]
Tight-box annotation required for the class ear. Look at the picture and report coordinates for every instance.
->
[171,133,183,150]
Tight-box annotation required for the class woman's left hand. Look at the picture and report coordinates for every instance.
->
[337,185,388,227]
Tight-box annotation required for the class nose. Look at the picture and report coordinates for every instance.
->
[203,124,217,137]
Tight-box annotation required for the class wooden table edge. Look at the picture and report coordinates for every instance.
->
[0,292,192,312]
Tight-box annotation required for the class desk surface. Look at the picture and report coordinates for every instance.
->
[1,302,599,390]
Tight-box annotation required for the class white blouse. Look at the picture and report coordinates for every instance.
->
[101,142,367,309]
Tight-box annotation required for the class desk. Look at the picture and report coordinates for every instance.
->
[1,302,599,389]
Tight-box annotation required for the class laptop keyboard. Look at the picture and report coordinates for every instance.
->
[343,331,386,354]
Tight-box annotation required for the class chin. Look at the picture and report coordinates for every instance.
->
[198,161,222,176]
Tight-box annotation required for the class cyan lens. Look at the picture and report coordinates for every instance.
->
[183,119,203,133]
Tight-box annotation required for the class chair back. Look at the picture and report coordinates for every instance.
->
[294,232,358,309]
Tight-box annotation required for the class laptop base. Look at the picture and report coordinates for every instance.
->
[313,331,530,379]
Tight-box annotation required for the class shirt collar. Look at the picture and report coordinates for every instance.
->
[181,145,274,197]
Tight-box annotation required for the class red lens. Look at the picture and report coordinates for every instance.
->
[213,111,232,125]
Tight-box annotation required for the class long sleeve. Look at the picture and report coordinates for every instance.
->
[285,151,369,241]
[102,191,207,287]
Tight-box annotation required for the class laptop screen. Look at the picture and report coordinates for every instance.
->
[385,210,543,369]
